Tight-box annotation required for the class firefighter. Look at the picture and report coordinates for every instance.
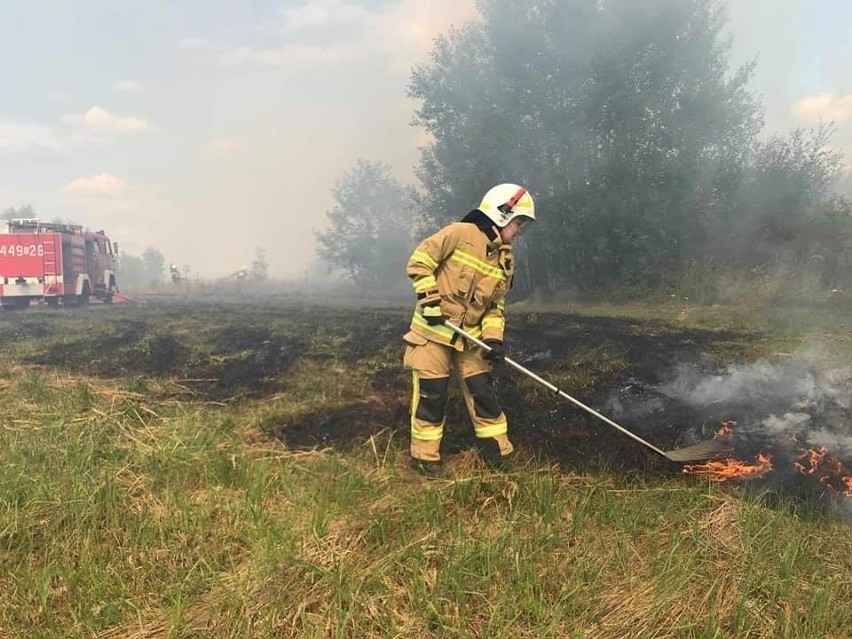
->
[403,183,535,477]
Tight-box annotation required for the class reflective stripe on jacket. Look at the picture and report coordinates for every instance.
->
[405,222,514,350]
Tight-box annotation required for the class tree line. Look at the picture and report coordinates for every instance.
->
[316,0,852,300]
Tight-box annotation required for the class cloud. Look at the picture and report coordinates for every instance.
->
[113,80,143,93]
[62,173,144,215]
[180,0,477,72]
[59,176,180,258]
[0,122,63,153]
[281,0,372,30]
[792,93,852,124]
[64,173,128,197]
[2,107,155,155]
[62,106,155,134]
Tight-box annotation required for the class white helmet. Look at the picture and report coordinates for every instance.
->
[478,183,535,228]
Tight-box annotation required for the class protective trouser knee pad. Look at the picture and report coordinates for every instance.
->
[464,372,502,419]
[415,377,449,424]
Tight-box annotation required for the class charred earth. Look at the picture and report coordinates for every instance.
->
[3,296,850,518]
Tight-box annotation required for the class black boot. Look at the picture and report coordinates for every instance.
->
[410,458,445,479]
[489,451,516,472]
[477,439,517,472]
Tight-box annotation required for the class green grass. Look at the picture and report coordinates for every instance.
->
[0,300,850,638]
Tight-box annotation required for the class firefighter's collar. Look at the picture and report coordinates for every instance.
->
[486,224,502,249]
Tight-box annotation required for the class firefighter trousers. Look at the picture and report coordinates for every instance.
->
[403,336,513,462]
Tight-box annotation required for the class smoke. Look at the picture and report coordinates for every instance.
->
[659,356,852,454]
[660,361,818,408]
[650,352,852,516]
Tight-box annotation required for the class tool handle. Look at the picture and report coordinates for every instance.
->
[444,321,669,458]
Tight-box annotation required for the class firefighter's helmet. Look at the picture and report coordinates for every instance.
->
[478,183,535,228]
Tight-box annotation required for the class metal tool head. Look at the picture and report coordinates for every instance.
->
[663,439,735,462]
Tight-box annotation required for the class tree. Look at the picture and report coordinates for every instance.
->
[315,159,413,291]
[717,125,852,287]
[116,254,146,285]
[409,0,762,292]
[726,125,847,262]
[141,247,165,285]
[250,247,269,281]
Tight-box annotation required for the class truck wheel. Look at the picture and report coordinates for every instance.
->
[46,297,60,308]
[1,298,29,310]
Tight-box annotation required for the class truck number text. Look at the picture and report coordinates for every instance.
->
[0,244,45,257]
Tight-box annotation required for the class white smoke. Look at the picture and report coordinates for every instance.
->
[659,357,852,454]
[763,412,811,435]
[660,361,822,407]
[806,429,852,458]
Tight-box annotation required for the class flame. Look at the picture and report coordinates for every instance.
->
[683,421,851,497]
[794,447,852,497]
[683,453,772,482]
[794,447,828,475]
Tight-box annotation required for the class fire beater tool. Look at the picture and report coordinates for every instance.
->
[445,321,733,462]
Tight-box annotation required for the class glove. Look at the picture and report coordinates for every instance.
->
[483,339,505,363]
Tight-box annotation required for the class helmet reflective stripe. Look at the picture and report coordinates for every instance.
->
[478,183,536,228]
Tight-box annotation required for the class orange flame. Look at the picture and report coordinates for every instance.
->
[795,447,852,497]
[683,453,772,482]
[683,421,851,497]
[794,447,828,474]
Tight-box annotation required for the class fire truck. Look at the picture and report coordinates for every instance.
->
[0,218,119,309]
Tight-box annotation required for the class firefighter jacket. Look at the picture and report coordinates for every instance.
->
[405,220,514,350]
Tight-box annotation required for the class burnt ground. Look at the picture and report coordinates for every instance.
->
[3,296,851,513]
[1,298,745,464]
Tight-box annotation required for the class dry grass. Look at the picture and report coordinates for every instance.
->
[2,301,851,638]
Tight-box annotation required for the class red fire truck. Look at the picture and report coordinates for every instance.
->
[0,218,119,309]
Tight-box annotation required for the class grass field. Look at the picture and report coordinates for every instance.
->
[1,295,850,638]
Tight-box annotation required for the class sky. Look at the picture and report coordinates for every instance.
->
[1,0,851,278]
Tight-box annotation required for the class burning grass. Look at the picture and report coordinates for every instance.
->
[1,298,851,637]
[683,452,774,482]
[680,421,852,506]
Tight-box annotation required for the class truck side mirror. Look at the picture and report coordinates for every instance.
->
[113,242,119,254]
